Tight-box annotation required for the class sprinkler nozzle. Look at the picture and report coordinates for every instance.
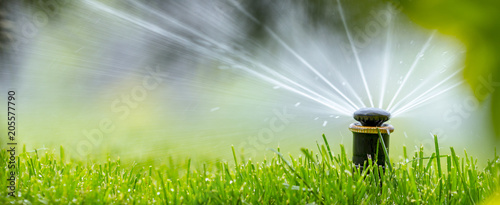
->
[353,108,390,127]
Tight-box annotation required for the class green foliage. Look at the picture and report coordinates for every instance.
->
[392,0,500,138]
[1,137,500,204]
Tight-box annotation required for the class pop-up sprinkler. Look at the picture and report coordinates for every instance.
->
[349,108,394,169]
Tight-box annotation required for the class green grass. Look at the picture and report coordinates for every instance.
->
[1,135,499,204]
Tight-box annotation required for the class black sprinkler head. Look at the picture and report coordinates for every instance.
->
[353,108,390,127]
[349,108,394,171]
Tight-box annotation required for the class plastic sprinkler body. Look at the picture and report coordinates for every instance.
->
[349,108,394,169]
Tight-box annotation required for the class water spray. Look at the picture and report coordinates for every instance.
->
[349,108,394,170]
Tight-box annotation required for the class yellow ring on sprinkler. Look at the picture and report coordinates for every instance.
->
[349,122,394,134]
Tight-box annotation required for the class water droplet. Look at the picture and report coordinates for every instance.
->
[335,116,340,118]
[157,192,161,195]
[342,82,346,86]
[314,117,319,120]
[294,102,301,107]
[399,61,403,64]
[323,121,328,127]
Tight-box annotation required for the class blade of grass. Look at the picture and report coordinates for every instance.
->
[377,129,392,172]
[231,145,238,167]
[434,134,443,203]
[322,134,334,162]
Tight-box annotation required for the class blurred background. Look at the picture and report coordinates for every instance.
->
[1,0,498,165]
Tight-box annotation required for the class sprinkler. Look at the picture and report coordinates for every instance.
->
[349,108,394,170]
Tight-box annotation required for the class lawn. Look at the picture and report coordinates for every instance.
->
[1,135,499,204]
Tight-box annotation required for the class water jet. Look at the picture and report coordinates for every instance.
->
[349,108,394,169]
